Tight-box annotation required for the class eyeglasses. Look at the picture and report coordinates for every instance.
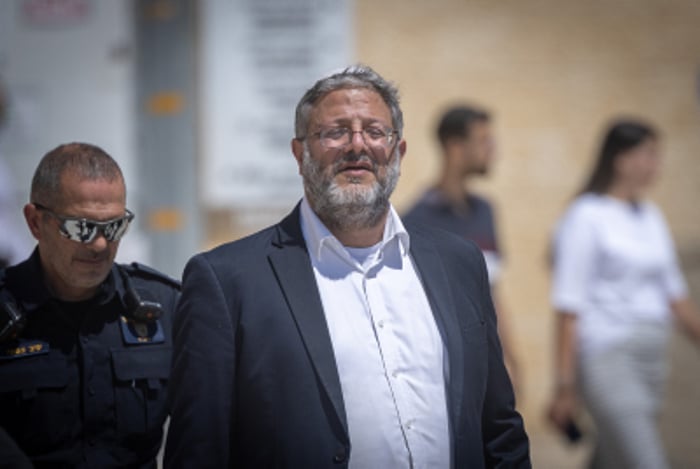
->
[310,126,398,150]
[34,203,134,243]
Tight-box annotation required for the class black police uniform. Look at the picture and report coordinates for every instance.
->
[0,249,180,468]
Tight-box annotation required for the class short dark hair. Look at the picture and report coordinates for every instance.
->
[436,105,490,147]
[579,119,657,195]
[31,142,125,207]
[294,64,403,139]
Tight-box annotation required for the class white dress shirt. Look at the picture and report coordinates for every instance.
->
[300,198,450,469]
[551,194,688,356]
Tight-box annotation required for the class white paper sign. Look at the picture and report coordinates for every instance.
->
[200,0,353,208]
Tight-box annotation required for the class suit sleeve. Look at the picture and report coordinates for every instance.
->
[164,254,237,468]
[476,249,531,467]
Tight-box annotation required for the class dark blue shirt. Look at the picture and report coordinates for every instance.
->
[0,250,179,468]
[403,189,501,255]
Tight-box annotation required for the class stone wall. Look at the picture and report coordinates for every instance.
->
[355,0,700,438]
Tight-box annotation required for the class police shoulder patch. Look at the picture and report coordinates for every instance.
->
[0,339,49,361]
[119,315,165,345]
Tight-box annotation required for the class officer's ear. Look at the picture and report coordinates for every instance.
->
[24,203,43,240]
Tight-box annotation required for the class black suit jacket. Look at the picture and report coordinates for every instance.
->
[165,205,530,468]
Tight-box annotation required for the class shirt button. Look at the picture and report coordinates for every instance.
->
[333,448,348,463]
[88,387,95,396]
[81,337,88,345]
[392,370,399,378]
[378,320,384,328]
[88,438,96,446]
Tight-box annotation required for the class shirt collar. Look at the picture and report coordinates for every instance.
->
[299,197,410,263]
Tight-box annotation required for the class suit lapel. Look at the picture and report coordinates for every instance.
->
[268,206,349,438]
[267,208,466,440]
[409,232,465,432]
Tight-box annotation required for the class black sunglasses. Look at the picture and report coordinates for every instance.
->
[34,203,134,243]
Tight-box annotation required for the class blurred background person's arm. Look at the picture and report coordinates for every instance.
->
[548,311,579,433]
[491,285,521,390]
[670,298,700,345]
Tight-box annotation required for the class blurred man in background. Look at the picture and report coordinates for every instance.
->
[403,105,520,387]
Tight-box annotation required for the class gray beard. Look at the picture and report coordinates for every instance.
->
[301,145,400,233]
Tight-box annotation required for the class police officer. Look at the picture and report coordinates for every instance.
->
[0,143,179,468]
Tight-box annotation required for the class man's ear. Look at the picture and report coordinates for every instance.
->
[398,139,407,161]
[291,138,305,174]
[23,203,42,240]
[443,137,463,157]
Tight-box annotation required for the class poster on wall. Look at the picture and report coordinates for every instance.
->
[21,0,91,27]
[200,0,353,210]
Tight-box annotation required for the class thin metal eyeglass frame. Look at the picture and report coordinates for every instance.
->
[307,126,399,150]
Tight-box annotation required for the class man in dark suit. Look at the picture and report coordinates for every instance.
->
[165,65,530,468]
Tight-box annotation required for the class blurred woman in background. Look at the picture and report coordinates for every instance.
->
[547,119,700,468]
